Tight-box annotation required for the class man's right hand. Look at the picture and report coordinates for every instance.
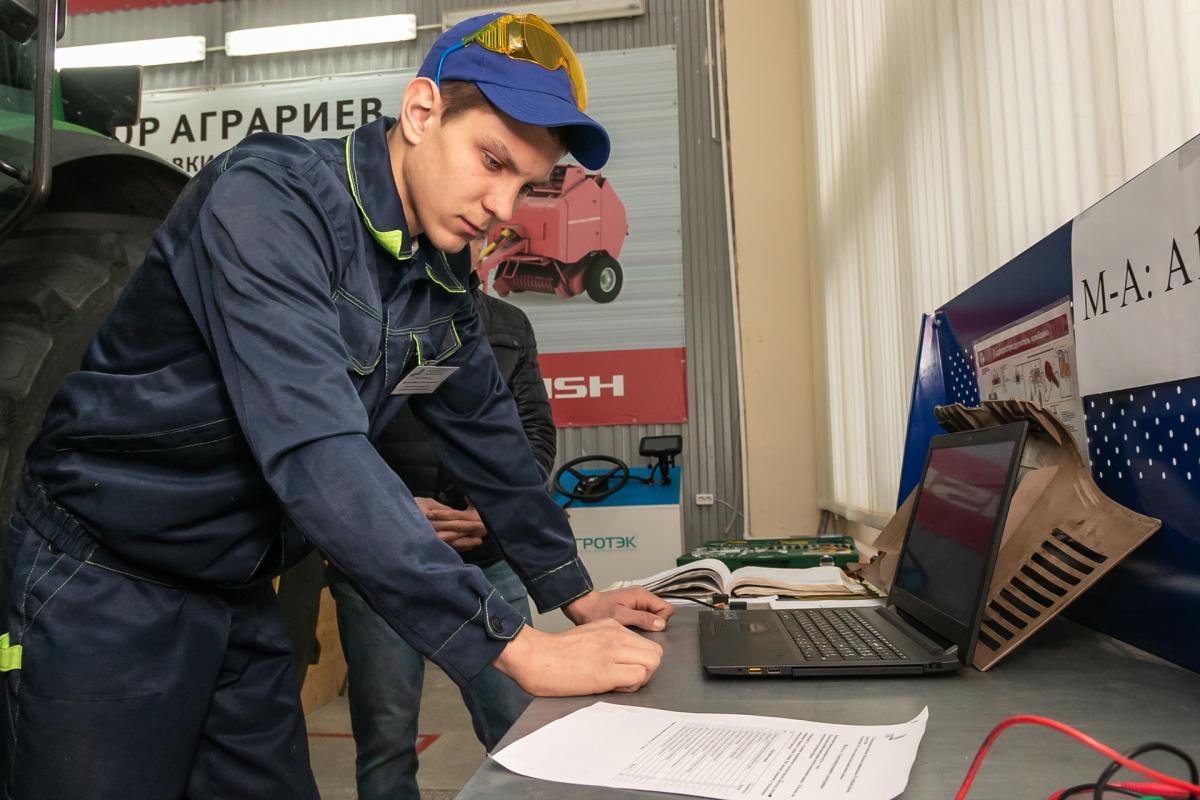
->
[491,620,663,696]
[414,496,487,552]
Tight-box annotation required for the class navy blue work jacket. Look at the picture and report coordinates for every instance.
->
[25,116,593,683]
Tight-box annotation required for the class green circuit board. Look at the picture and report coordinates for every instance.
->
[676,536,859,569]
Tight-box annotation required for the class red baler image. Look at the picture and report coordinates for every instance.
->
[476,164,628,303]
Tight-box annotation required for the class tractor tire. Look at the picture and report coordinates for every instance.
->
[583,252,623,303]
[0,212,325,719]
[0,212,162,539]
[0,212,161,781]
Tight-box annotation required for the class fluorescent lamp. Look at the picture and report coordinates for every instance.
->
[225,14,418,57]
[55,36,207,69]
[442,0,645,28]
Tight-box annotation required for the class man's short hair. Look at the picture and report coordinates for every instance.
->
[440,80,569,152]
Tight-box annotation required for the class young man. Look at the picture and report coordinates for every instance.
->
[2,12,671,799]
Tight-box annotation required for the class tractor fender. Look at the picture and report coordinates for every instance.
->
[47,128,189,218]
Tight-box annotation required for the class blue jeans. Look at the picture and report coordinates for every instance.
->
[329,560,533,800]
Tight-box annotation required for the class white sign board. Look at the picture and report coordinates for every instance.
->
[115,72,393,173]
[1071,138,1200,396]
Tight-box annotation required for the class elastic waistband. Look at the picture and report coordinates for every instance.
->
[14,479,193,590]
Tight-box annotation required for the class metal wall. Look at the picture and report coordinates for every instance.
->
[64,0,743,544]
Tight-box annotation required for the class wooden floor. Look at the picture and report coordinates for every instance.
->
[306,664,488,799]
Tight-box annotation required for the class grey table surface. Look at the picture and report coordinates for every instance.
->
[458,607,1200,799]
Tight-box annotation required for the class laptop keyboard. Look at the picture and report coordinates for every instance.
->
[777,609,909,661]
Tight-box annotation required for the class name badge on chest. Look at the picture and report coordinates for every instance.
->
[390,365,459,395]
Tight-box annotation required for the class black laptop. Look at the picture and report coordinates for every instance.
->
[700,421,1028,677]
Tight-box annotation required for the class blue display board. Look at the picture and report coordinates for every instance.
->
[898,142,1200,672]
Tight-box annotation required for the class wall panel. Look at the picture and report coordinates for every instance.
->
[64,0,743,544]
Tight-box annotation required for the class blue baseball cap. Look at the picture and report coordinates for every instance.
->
[417,13,610,170]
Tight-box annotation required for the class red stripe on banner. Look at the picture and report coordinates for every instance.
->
[976,314,1070,366]
[69,0,218,15]
[414,733,440,754]
[537,348,688,427]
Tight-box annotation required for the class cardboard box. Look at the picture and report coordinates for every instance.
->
[860,399,1160,670]
[300,587,347,715]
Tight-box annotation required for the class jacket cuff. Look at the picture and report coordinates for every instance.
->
[428,587,527,685]
[525,557,593,613]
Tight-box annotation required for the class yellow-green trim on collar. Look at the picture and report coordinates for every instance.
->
[426,250,466,294]
[344,128,466,294]
[0,633,21,672]
[345,132,410,261]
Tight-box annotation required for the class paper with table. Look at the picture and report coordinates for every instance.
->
[492,702,928,800]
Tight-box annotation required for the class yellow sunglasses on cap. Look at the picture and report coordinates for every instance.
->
[434,13,589,111]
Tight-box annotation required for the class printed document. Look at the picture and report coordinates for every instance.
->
[492,702,928,800]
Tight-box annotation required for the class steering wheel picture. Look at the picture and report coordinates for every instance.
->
[552,455,631,506]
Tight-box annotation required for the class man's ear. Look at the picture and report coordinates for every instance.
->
[398,77,441,146]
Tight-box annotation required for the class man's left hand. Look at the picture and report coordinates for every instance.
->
[563,588,674,632]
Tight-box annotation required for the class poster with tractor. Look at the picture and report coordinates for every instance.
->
[119,49,687,428]
[477,165,627,304]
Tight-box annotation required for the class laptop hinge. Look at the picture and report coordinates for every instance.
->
[880,607,957,658]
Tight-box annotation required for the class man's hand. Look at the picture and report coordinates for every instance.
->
[563,588,674,632]
[492,620,663,696]
[414,497,487,553]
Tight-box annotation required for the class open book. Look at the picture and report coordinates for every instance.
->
[611,558,871,600]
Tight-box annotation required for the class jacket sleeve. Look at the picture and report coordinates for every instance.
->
[509,311,556,475]
[411,296,592,614]
[179,156,526,685]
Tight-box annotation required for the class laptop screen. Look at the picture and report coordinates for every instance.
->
[894,438,1020,626]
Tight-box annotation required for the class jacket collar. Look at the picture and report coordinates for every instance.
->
[345,117,465,293]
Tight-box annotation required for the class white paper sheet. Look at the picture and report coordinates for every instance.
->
[492,702,928,800]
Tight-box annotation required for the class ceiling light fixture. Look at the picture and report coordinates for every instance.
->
[55,35,207,69]
[442,0,645,29]
[225,14,418,57]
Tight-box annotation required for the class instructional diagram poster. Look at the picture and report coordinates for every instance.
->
[973,298,1088,456]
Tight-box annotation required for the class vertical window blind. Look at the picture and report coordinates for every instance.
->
[806,0,1200,527]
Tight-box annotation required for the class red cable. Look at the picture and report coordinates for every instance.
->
[953,715,1200,800]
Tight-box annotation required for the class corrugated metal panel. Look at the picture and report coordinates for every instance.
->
[64,0,743,545]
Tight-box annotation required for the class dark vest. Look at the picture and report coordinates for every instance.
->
[377,290,555,566]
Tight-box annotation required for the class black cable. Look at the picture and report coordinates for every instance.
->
[657,594,722,609]
[1056,784,1140,799]
[1092,742,1199,800]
